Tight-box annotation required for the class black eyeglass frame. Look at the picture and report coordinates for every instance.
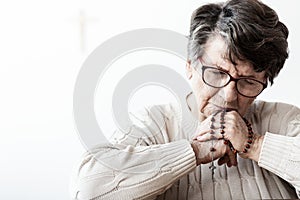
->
[199,65,268,98]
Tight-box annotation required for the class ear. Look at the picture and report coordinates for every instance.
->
[186,60,193,79]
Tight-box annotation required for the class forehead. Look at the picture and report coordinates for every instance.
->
[201,35,265,79]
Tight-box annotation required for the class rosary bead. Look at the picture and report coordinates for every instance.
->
[240,117,254,155]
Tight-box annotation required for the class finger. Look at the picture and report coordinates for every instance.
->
[196,127,227,141]
[192,116,216,140]
[193,130,211,140]
[196,131,219,142]
[227,150,238,166]
[217,155,229,166]
[224,110,240,119]
[227,160,232,167]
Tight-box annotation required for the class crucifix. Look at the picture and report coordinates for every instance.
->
[75,9,98,52]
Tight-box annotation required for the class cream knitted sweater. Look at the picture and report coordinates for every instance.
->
[71,99,300,199]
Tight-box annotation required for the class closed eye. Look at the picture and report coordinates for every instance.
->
[244,79,257,85]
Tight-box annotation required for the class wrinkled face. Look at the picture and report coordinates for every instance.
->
[186,35,266,121]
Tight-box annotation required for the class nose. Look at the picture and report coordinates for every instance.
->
[219,81,238,102]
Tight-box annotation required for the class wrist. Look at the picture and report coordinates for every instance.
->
[191,141,200,165]
[246,135,264,162]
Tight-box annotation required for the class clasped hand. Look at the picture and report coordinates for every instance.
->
[191,110,259,167]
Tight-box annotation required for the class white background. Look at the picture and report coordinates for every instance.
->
[0,0,299,199]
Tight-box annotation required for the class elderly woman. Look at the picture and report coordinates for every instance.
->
[71,0,300,199]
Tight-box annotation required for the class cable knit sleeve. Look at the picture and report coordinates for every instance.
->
[70,104,197,200]
[257,102,300,198]
[258,133,300,197]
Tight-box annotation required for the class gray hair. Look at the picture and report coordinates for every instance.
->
[187,0,289,84]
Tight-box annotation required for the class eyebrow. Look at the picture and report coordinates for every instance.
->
[200,54,264,80]
[204,62,258,79]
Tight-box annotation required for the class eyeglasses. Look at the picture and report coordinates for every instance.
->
[195,60,267,98]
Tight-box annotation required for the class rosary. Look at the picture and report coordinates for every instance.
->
[208,109,254,181]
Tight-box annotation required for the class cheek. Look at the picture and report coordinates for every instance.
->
[191,78,218,107]
[192,78,209,98]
